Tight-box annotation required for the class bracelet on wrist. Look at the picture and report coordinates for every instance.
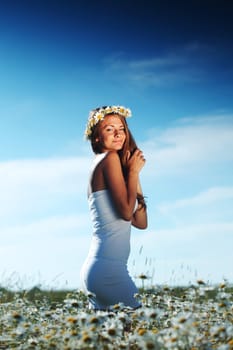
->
[136,193,147,210]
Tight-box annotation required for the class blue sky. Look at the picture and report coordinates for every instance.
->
[0,0,233,289]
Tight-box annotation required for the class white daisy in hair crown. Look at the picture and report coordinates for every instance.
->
[84,105,132,140]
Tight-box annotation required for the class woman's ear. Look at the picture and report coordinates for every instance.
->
[95,138,99,142]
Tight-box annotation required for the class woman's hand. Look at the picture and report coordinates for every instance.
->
[126,149,146,174]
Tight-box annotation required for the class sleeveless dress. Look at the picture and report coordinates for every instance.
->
[80,153,141,310]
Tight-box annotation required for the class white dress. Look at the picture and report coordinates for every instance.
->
[80,153,141,310]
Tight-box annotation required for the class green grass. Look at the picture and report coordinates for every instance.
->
[1,284,232,305]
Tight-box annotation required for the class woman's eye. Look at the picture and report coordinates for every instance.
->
[106,127,114,132]
[104,126,125,133]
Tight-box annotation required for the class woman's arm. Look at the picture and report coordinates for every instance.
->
[131,180,148,229]
[103,150,145,221]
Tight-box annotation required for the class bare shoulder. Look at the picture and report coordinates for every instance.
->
[103,151,121,166]
[102,151,126,198]
[102,151,123,178]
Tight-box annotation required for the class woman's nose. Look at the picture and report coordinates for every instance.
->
[114,129,121,137]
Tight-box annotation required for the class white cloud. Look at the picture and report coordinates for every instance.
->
[104,45,208,87]
[133,222,233,247]
[1,213,90,244]
[0,157,90,193]
[128,56,185,69]
[0,156,91,220]
[141,115,233,177]
[0,214,92,289]
[158,186,233,214]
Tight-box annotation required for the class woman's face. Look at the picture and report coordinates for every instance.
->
[97,115,126,152]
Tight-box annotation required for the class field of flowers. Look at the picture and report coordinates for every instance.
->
[0,280,232,349]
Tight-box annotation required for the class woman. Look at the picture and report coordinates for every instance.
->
[81,105,147,310]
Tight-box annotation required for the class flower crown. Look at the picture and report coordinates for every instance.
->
[84,105,132,140]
